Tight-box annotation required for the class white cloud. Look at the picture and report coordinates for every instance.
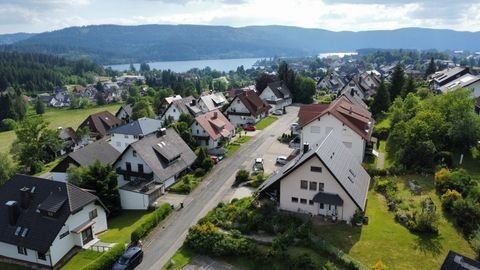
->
[0,0,478,34]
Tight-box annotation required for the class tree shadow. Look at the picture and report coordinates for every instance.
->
[311,220,362,253]
[413,233,443,256]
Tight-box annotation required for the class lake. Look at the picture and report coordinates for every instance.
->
[106,58,263,73]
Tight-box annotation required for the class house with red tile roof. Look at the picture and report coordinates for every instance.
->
[224,90,271,127]
[190,110,235,153]
[298,96,374,162]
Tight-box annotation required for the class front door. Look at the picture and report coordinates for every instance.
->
[81,227,93,246]
[318,203,327,215]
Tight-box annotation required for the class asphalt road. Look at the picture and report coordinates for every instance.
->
[140,106,299,270]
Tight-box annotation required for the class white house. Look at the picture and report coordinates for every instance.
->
[258,131,370,222]
[437,73,480,97]
[191,110,235,153]
[115,104,134,123]
[113,128,197,210]
[298,96,374,162]
[259,81,292,112]
[224,90,271,127]
[159,96,201,125]
[0,175,108,269]
[109,117,162,152]
[198,92,227,113]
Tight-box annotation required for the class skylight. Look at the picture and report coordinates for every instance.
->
[21,228,29,238]
[14,226,22,236]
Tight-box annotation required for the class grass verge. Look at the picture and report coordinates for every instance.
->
[255,116,278,130]
[162,247,195,270]
[99,210,154,243]
[61,250,102,270]
[226,136,252,157]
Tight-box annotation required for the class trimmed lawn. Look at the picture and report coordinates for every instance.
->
[99,210,153,244]
[0,103,121,154]
[61,250,102,270]
[453,147,480,178]
[374,114,390,129]
[255,116,278,130]
[315,178,475,270]
[162,247,195,270]
[226,136,252,157]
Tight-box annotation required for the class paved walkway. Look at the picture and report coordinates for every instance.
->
[376,152,385,169]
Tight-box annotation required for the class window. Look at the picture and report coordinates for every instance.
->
[47,211,54,217]
[309,181,317,191]
[17,246,27,255]
[348,176,354,183]
[319,183,325,192]
[59,230,70,239]
[309,200,314,205]
[311,166,322,172]
[134,135,139,139]
[291,197,298,203]
[89,209,98,220]
[116,141,121,147]
[173,108,176,112]
[38,252,46,261]
[196,130,199,134]
[300,198,307,204]
[320,203,324,209]
[124,135,129,139]
[300,180,308,190]
[132,150,137,157]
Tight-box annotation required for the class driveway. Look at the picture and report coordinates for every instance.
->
[139,106,299,270]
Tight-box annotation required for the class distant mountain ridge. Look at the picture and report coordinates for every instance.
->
[0,33,36,45]
[2,24,480,64]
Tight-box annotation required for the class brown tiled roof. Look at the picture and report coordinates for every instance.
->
[298,96,374,140]
[78,111,122,138]
[194,110,234,140]
[237,90,271,116]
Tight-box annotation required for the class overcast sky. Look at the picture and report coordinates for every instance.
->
[1,0,479,34]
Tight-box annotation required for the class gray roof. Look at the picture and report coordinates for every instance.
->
[126,128,197,182]
[259,131,370,211]
[0,175,105,253]
[109,117,162,136]
[265,81,291,99]
[438,74,480,93]
[68,139,120,167]
[200,93,227,112]
[432,67,469,85]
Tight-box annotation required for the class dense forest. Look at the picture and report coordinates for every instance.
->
[3,25,480,64]
[0,52,103,94]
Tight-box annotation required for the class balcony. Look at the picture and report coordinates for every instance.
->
[116,167,154,181]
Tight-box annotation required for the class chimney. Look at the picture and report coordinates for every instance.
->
[156,127,167,137]
[20,187,31,209]
[349,107,352,114]
[190,99,196,106]
[5,201,19,226]
[350,87,355,96]
[213,111,218,119]
[303,143,310,154]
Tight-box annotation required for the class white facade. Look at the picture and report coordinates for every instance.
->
[259,86,292,112]
[191,122,219,149]
[110,133,141,152]
[0,202,107,268]
[160,104,183,124]
[278,157,358,222]
[301,114,365,162]
[119,189,150,210]
[115,147,155,187]
[225,98,266,127]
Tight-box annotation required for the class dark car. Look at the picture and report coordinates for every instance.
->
[112,246,143,270]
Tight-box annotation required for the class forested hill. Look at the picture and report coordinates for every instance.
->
[3,25,480,64]
[0,33,35,45]
[0,52,103,94]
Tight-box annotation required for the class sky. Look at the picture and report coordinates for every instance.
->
[0,0,479,34]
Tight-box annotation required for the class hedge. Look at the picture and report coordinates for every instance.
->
[82,243,125,270]
[131,203,172,242]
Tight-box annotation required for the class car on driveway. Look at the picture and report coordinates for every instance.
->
[243,125,256,132]
[272,109,283,116]
[276,155,288,165]
[112,245,143,270]
[252,158,264,174]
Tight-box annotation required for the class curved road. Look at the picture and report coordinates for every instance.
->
[140,106,299,270]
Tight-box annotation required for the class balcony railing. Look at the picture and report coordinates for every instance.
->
[116,167,154,180]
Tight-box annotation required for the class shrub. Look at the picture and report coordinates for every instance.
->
[291,253,321,270]
[130,203,172,242]
[201,158,214,172]
[434,168,450,183]
[0,118,17,131]
[371,260,387,270]
[436,169,474,195]
[373,126,389,141]
[194,168,206,177]
[408,198,439,234]
[323,261,338,270]
[469,228,480,259]
[451,198,480,235]
[83,243,125,270]
[434,151,453,167]
[234,169,250,186]
[441,189,462,211]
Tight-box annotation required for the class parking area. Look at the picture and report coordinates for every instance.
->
[261,139,294,175]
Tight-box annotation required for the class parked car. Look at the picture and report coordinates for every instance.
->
[112,245,143,270]
[276,156,288,165]
[243,125,256,132]
[252,157,264,174]
[272,109,283,116]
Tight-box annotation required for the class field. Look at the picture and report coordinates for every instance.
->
[0,104,121,154]
[316,176,475,270]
